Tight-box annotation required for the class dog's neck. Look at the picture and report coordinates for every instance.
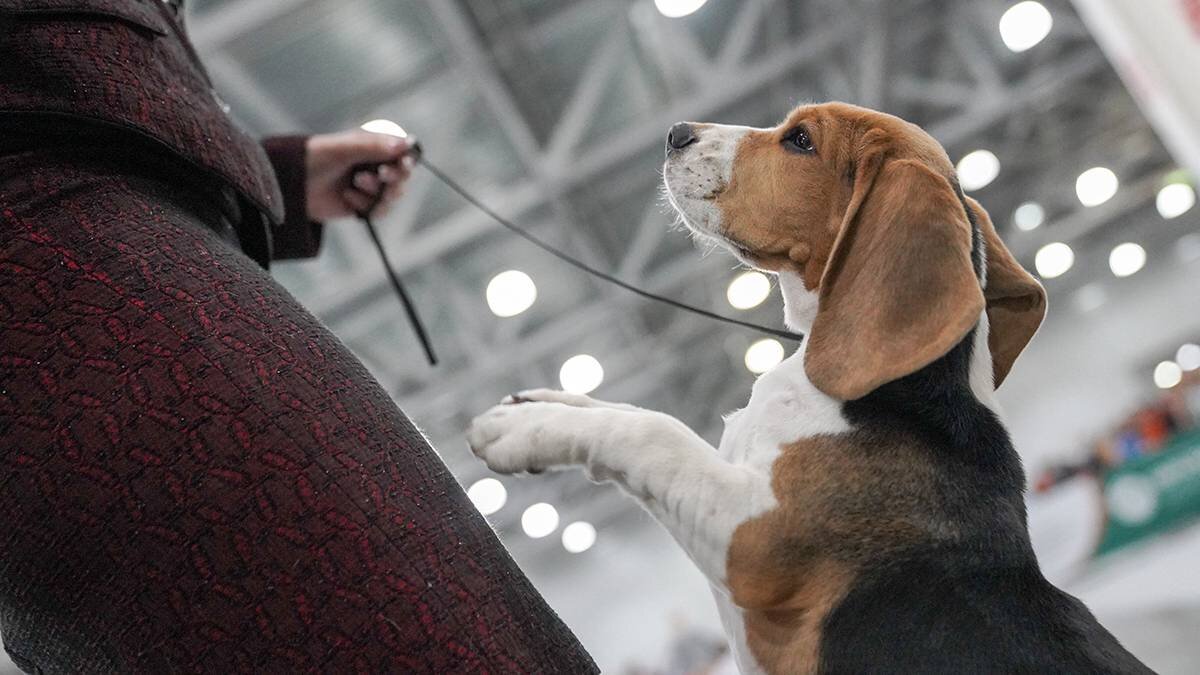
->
[777,269,1002,420]
[778,271,820,335]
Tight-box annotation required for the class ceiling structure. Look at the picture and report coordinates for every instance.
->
[187,0,1196,634]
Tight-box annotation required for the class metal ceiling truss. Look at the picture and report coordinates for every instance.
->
[190,0,1176,542]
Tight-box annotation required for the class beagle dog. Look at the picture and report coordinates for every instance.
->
[467,103,1153,674]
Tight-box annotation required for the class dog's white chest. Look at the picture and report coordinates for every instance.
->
[706,347,850,674]
[718,347,850,469]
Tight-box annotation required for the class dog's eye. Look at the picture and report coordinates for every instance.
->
[784,127,815,154]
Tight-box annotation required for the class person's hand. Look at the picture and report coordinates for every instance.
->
[305,130,416,220]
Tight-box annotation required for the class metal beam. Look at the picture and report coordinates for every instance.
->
[317,33,1107,320]
[717,0,773,72]
[930,50,1108,147]
[189,0,309,47]
[1012,172,1165,260]
[423,0,545,169]
[892,77,976,109]
[544,29,628,168]
[300,15,859,317]
[559,17,859,187]
[856,1,890,109]
[396,254,740,416]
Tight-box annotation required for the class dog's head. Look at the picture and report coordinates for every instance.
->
[663,102,1046,400]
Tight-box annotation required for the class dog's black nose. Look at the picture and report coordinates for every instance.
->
[667,122,697,152]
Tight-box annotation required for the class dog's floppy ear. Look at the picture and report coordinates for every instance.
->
[805,157,985,401]
[964,197,1046,387]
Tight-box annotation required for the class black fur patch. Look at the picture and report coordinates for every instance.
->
[822,301,1150,671]
[819,558,1154,674]
[951,178,986,280]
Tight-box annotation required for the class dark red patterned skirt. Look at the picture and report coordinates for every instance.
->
[0,140,595,674]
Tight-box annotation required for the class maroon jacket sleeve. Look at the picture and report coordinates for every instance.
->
[261,135,325,260]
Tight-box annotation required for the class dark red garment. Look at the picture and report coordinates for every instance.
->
[0,0,596,672]
[0,0,326,268]
[0,0,284,223]
[0,143,597,674]
[259,136,324,262]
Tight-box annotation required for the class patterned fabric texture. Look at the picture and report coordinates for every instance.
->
[0,0,284,222]
[0,146,598,674]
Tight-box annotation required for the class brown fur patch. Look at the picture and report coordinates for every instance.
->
[713,103,953,285]
[727,432,953,674]
[704,102,1046,400]
[803,158,984,401]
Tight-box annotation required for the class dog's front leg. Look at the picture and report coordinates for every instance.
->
[467,389,769,586]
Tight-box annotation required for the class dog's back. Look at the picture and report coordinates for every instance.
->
[821,558,1154,674]
[816,329,1151,674]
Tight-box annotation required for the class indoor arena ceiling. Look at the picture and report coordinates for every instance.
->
[189,0,1188,561]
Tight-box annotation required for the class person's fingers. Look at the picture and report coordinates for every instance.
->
[352,170,383,195]
[376,165,413,201]
[383,180,404,202]
[378,164,405,184]
[341,188,375,215]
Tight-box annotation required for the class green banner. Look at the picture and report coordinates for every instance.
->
[1097,429,1200,556]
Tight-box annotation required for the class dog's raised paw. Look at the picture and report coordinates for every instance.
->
[467,402,565,475]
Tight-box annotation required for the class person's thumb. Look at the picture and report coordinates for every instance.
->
[338,130,411,164]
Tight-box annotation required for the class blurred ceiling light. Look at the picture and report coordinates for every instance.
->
[1156,182,1196,219]
[727,271,771,310]
[1177,344,1200,372]
[744,338,785,374]
[1108,242,1146,278]
[1154,361,1183,389]
[1013,202,1045,231]
[1073,283,1106,313]
[486,270,537,317]
[360,119,408,137]
[957,150,1001,191]
[1076,167,1118,207]
[654,0,708,18]
[521,503,559,539]
[466,478,507,516]
[559,354,604,394]
[1034,242,1074,279]
[999,1,1053,52]
[561,521,597,553]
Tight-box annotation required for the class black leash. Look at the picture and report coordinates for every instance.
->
[354,143,438,366]
[355,146,804,367]
[357,207,439,365]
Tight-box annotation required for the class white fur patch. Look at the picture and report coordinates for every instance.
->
[663,123,754,242]
[969,311,1002,414]
[719,339,850,468]
[777,270,820,333]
